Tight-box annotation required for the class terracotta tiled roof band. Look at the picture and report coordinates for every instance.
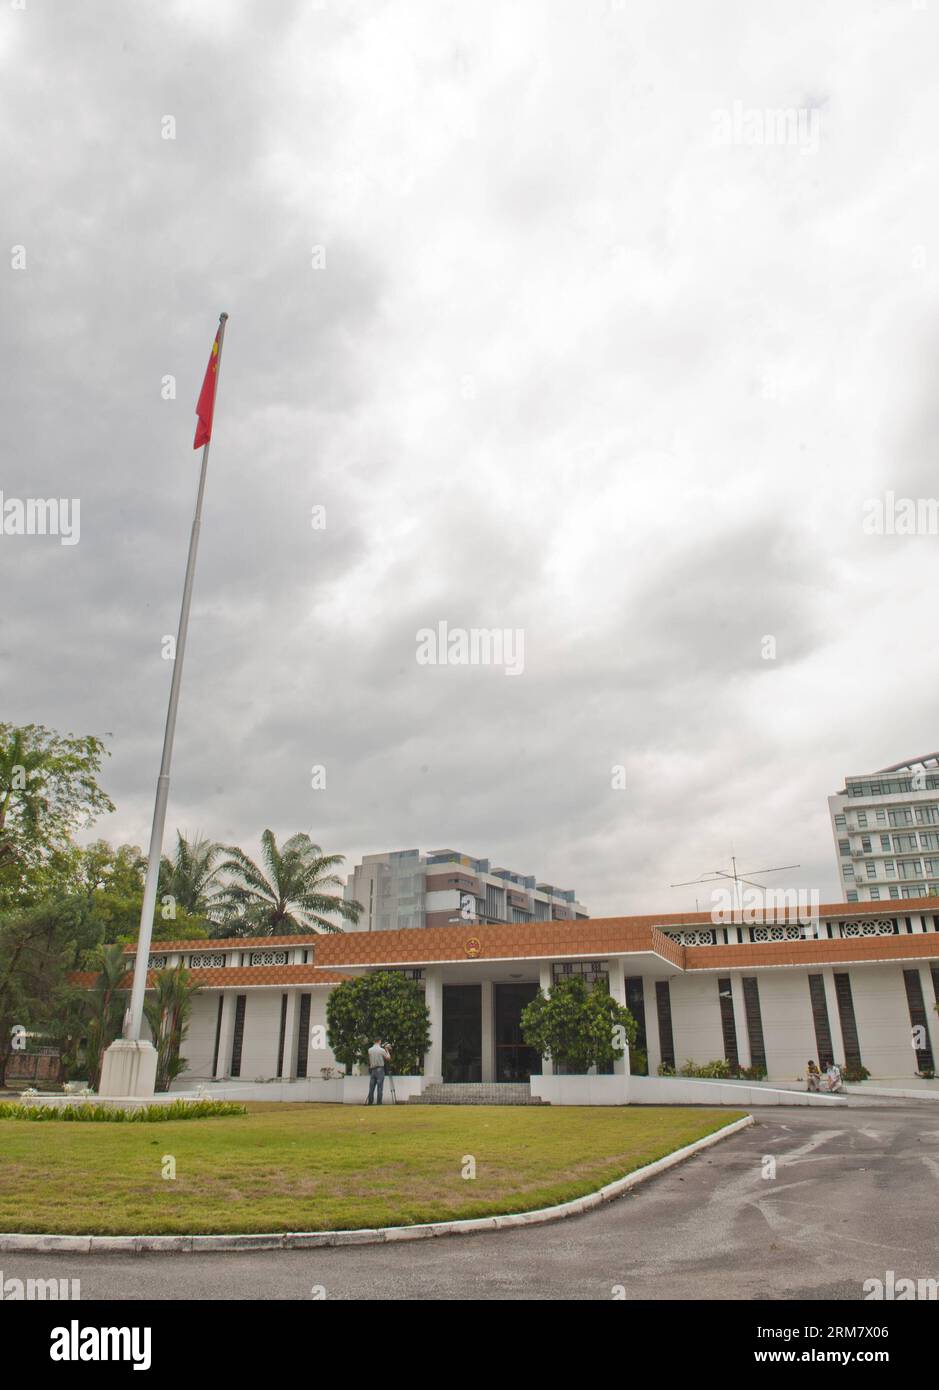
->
[67,965,352,988]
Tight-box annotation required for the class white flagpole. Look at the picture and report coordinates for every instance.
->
[124,311,229,1042]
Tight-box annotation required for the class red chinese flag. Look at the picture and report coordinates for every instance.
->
[193,329,221,449]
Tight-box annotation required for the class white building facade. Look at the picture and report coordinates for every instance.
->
[829,754,939,904]
[343,847,588,932]
[80,897,939,1095]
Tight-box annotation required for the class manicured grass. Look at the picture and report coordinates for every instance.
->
[0,1103,745,1234]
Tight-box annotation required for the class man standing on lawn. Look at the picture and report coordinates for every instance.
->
[366,1038,391,1105]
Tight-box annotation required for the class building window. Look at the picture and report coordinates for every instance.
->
[655,981,675,1070]
[717,978,739,1071]
[296,994,311,1078]
[211,995,224,1077]
[625,978,647,1054]
[807,975,834,1069]
[742,978,767,1072]
[276,993,288,1078]
[903,970,935,1073]
[846,890,858,902]
[230,995,247,1077]
[553,960,609,986]
[861,837,872,853]
[881,835,891,851]
[857,813,868,828]
[249,950,289,967]
[839,839,850,856]
[834,974,862,1070]
[869,888,881,900]
[835,814,847,829]
[865,862,877,878]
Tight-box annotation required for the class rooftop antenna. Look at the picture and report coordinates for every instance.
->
[670,855,801,919]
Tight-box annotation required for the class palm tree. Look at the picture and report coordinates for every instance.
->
[143,967,201,1091]
[215,831,362,936]
[158,832,224,917]
[85,943,128,1090]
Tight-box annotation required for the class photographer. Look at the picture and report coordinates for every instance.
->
[366,1037,391,1106]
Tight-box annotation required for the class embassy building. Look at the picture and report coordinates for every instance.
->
[75,896,939,1104]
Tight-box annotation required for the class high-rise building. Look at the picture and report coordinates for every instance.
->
[343,847,588,932]
[829,753,939,903]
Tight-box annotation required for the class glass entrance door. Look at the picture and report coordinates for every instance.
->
[494,982,541,1081]
[442,984,482,1082]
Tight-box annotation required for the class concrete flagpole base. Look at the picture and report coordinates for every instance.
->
[98,1039,158,1099]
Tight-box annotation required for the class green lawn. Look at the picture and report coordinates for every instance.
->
[0,1103,744,1234]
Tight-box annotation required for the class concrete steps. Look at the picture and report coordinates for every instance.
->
[408,1082,549,1105]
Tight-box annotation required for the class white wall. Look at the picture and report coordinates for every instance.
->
[756,972,819,1080]
[669,974,725,1069]
[849,966,919,1078]
[628,1075,844,1108]
[305,990,341,1078]
[236,991,284,1080]
[180,993,220,1078]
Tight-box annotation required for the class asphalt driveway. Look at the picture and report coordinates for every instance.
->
[4,1103,937,1300]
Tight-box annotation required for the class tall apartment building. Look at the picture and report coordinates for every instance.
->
[343,848,588,932]
[829,753,939,903]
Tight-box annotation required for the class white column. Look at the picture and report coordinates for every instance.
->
[214,991,237,1079]
[644,977,661,1076]
[539,961,554,1076]
[608,958,629,1075]
[822,968,846,1066]
[730,974,751,1069]
[424,967,443,1082]
[480,980,495,1082]
[282,991,299,1078]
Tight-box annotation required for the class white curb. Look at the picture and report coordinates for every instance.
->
[0,1114,754,1254]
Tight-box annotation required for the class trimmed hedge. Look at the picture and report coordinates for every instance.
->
[0,1100,247,1123]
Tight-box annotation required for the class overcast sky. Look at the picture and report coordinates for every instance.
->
[3,0,939,917]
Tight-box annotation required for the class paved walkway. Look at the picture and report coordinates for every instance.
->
[5,1104,937,1300]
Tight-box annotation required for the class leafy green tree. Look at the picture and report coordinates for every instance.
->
[0,723,115,903]
[143,966,201,1092]
[326,972,431,1075]
[215,830,362,936]
[159,832,224,918]
[0,895,91,1082]
[520,976,637,1074]
[85,943,129,1091]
